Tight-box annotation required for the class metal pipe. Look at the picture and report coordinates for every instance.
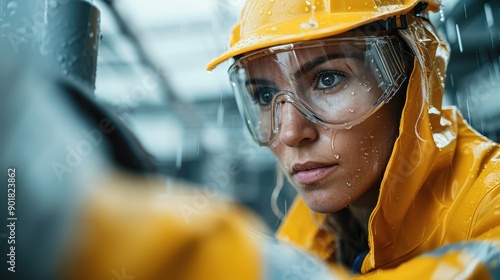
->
[1,0,101,91]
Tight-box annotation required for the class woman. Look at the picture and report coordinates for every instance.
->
[207,0,500,278]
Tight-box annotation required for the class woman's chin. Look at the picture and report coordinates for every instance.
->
[301,190,350,214]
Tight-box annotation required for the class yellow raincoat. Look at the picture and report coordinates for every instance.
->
[277,15,500,279]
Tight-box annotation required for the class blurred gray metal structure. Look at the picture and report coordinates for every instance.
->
[438,0,500,141]
[1,0,100,90]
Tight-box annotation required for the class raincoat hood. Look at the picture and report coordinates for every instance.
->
[277,15,500,273]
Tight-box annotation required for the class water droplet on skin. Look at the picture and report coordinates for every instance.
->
[395,196,400,201]
[364,152,369,156]
[346,182,352,187]
[348,195,351,200]
[356,169,361,172]
[334,154,340,160]
[369,134,375,139]
[350,92,355,95]
[349,109,355,113]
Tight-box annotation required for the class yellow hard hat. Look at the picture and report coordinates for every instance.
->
[207,0,440,70]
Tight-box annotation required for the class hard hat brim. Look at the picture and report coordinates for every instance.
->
[206,1,439,71]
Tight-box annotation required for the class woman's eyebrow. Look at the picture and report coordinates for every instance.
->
[293,53,363,79]
[293,54,344,79]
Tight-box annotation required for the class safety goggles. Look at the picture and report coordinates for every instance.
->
[228,35,411,146]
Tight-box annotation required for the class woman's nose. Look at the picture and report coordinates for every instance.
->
[277,102,318,147]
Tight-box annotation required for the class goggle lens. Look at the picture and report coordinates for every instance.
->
[229,36,409,146]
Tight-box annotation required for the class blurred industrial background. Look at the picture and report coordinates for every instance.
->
[2,0,500,231]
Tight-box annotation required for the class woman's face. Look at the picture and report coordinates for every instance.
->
[245,44,405,213]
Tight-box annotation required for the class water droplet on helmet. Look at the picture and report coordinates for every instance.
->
[267,11,272,15]
[270,0,275,2]
[281,1,285,6]
[259,10,264,15]
[270,27,277,32]
[308,18,318,28]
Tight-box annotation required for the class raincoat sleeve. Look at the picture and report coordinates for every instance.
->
[354,236,500,279]
[60,172,264,280]
[354,182,500,280]
[59,172,341,280]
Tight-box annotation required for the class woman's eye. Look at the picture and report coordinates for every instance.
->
[256,88,277,106]
[315,71,343,89]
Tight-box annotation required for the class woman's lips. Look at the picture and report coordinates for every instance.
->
[292,162,338,185]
